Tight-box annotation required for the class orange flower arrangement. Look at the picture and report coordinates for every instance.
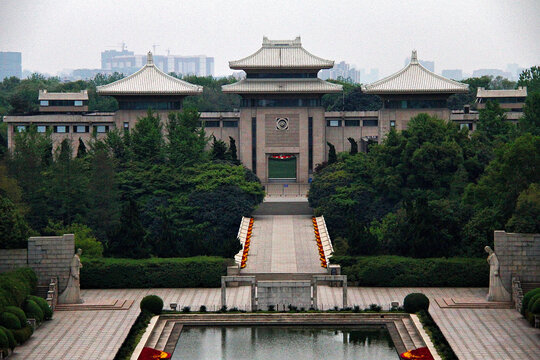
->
[312,217,327,268]
[240,218,254,268]
[138,347,171,359]
[400,347,434,360]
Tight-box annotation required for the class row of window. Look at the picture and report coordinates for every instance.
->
[246,72,318,79]
[477,97,526,104]
[40,100,85,107]
[118,101,182,110]
[384,99,447,109]
[198,120,238,128]
[241,98,321,107]
[16,125,110,133]
[326,119,378,127]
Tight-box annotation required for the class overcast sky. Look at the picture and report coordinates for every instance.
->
[1,0,539,77]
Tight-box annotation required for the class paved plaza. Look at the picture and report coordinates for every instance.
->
[240,215,327,274]
[10,287,540,360]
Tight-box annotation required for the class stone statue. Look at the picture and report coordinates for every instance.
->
[58,248,84,304]
[485,246,510,302]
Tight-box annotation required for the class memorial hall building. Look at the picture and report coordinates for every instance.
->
[4,37,527,183]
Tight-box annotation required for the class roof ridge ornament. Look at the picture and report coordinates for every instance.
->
[411,50,418,64]
[147,51,153,65]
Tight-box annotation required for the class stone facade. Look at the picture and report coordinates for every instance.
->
[494,230,540,295]
[0,234,75,292]
[257,280,312,310]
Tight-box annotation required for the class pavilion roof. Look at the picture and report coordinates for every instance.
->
[222,78,342,94]
[362,51,469,94]
[229,37,334,70]
[97,52,202,96]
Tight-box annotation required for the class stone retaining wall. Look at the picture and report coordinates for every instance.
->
[494,230,540,294]
[0,234,75,292]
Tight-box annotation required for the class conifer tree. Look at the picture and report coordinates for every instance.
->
[348,137,358,155]
[327,142,337,164]
[76,138,87,158]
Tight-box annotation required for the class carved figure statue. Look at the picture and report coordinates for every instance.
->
[485,246,510,302]
[58,248,84,304]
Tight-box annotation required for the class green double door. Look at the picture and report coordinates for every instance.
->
[268,156,297,181]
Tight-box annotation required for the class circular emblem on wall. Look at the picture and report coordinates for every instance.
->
[276,117,289,131]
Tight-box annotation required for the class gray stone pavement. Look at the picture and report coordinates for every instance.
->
[11,287,540,360]
[240,215,326,274]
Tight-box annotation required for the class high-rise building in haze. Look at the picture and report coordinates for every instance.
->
[404,56,434,72]
[101,48,214,77]
[472,68,513,79]
[441,69,463,80]
[360,68,379,84]
[320,61,361,83]
[0,52,22,80]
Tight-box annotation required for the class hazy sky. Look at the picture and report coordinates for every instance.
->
[1,0,539,77]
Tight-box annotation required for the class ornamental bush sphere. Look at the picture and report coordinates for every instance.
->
[404,293,430,313]
[0,312,21,330]
[4,306,27,326]
[140,295,163,315]
[24,300,44,323]
[521,288,540,315]
[527,293,540,314]
[0,328,9,352]
[0,326,16,349]
[530,298,540,315]
[12,326,33,344]
[27,296,52,320]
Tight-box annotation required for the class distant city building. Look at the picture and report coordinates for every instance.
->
[101,47,214,77]
[472,68,513,79]
[441,69,463,80]
[506,63,525,80]
[359,68,379,84]
[71,69,104,80]
[404,56,434,72]
[0,52,22,79]
[320,61,361,83]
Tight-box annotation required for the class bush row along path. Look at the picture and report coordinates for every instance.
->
[9,287,540,360]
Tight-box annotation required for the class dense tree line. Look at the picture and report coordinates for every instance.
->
[310,95,540,258]
[0,109,264,259]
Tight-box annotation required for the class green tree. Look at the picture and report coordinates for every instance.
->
[348,137,358,155]
[476,101,515,143]
[44,221,103,257]
[108,198,149,258]
[519,92,540,135]
[506,183,540,233]
[0,194,31,249]
[517,66,540,94]
[130,110,163,163]
[165,109,207,167]
[227,136,239,164]
[211,135,228,161]
[76,138,87,158]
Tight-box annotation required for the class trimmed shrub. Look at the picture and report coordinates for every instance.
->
[27,296,52,320]
[12,326,33,344]
[81,256,229,289]
[113,311,152,360]
[0,326,16,350]
[0,327,9,351]
[530,298,540,315]
[521,288,540,315]
[331,255,488,287]
[528,293,540,313]
[0,268,38,310]
[140,295,163,315]
[0,312,21,330]
[404,293,430,313]
[24,300,43,323]
[4,306,27,326]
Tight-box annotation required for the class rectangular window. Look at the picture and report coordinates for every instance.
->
[363,119,378,127]
[223,120,238,128]
[54,125,68,133]
[74,100,83,106]
[37,125,47,133]
[401,100,408,109]
[95,125,109,133]
[326,120,341,127]
[460,123,473,131]
[251,117,257,174]
[74,125,89,133]
[308,117,313,172]
[390,120,396,128]
[16,125,26,132]
[40,100,49,106]
[203,120,220,127]
[123,122,129,129]
[345,120,360,127]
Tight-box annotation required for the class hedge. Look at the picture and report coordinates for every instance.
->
[0,326,16,350]
[24,300,43,323]
[521,288,540,315]
[0,312,21,330]
[81,256,230,289]
[331,256,488,287]
[27,296,52,320]
[0,268,37,311]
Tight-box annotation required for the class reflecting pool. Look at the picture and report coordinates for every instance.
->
[172,326,399,360]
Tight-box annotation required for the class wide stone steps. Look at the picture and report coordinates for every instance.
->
[155,320,175,350]
[402,317,425,348]
[55,299,133,311]
[145,318,167,349]
[394,319,415,350]
[435,297,513,309]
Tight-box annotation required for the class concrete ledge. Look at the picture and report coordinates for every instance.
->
[410,314,442,360]
[130,315,160,360]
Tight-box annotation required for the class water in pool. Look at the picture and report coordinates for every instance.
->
[172,326,399,360]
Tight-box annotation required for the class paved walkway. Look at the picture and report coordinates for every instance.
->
[240,215,326,274]
[11,287,540,360]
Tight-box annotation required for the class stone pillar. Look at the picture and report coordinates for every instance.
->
[221,277,227,308]
[251,281,257,311]
[342,277,348,308]
[312,278,318,310]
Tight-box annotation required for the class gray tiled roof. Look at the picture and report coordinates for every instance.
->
[222,78,343,94]
[97,52,202,96]
[362,51,469,94]
[476,87,527,98]
[39,90,88,101]
[229,37,334,70]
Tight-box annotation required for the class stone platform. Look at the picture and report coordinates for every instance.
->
[55,299,134,311]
